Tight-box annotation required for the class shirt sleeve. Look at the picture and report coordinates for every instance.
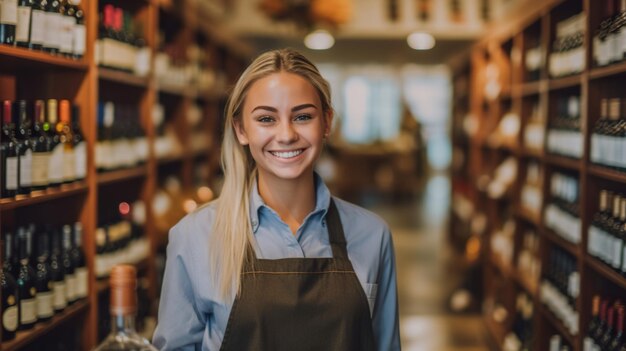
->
[153,221,206,350]
[372,226,401,351]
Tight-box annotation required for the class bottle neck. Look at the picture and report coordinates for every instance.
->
[110,313,137,334]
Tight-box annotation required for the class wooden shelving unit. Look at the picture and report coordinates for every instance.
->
[0,0,250,349]
[449,0,626,350]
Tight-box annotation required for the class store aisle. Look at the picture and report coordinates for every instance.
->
[362,174,491,351]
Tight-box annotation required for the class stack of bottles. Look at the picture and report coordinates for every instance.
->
[549,13,585,77]
[1,99,86,199]
[588,190,626,274]
[584,295,625,351]
[590,97,626,172]
[152,104,183,160]
[503,293,534,351]
[96,4,150,76]
[546,95,583,159]
[95,200,149,278]
[0,0,85,59]
[544,172,581,244]
[540,246,580,336]
[95,101,148,172]
[593,0,626,67]
[155,42,221,92]
[1,222,88,341]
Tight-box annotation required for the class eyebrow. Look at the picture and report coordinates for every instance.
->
[251,104,318,113]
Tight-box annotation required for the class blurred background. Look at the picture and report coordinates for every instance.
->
[3,0,626,350]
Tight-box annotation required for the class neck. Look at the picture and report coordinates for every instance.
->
[111,313,137,334]
[257,172,316,235]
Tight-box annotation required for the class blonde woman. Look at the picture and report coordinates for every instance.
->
[153,49,400,351]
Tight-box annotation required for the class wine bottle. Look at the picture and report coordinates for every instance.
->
[94,265,158,351]
[34,226,54,322]
[42,0,60,53]
[584,296,602,351]
[16,226,37,330]
[59,99,75,183]
[609,306,625,351]
[1,232,19,341]
[72,104,86,180]
[47,99,64,187]
[72,222,87,299]
[69,0,84,59]
[1,100,20,198]
[30,99,50,191]
[14,100,32,196]
[62,224,76,304]
[0,0,18,44]
[58,0,73,56]
[15,0,32,47]
[49,225,67,312]
[29,0,45,50]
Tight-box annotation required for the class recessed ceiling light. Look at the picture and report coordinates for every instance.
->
[304,30,335,50]
[407,32,435,50]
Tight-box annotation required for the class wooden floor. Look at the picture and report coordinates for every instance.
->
[360,174,493,351]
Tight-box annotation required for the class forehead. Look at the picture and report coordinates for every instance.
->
[244,72,321,110]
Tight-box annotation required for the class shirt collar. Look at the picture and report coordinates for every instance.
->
[249,173,331,233]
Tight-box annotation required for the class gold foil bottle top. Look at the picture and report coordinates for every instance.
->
[109,264,137,316]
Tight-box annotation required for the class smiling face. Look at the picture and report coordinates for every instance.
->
[234,71,332,185]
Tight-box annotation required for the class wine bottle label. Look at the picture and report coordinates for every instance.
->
[20,148,32,187]
[59,15,73,53]
[15,5,31,42]
[75,266,88,298]
[31,151,50,186]
[590,134,600,163]
[588,226,598,256]
[2,305,18,332]
[30,9,45,45]
[52,280,67,310]
[20,298,37,324]
[613,239,624,269]
[36,290,54,318]
[622,245,626,273]
[6,156,18,190]
[63,149,75,182]
[74,141,86,179]
[73,23,85,56]
[583,337,593,351]
[49,143,64,183]
[0,0,18,24]
[65,273,76,301]
[44,12,61,49]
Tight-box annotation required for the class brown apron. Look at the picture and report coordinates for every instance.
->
[219,200,376,351]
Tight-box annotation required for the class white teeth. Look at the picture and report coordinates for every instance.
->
[271,150,303,159]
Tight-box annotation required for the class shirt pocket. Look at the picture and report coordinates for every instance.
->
[364,283,378,317]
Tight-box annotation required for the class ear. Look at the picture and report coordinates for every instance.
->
[323,110,334,137]
[233,118,249,145]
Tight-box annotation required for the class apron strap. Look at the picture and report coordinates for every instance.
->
[326,199,350,261]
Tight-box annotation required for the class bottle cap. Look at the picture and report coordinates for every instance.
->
[109,265,137,315]
[47,99,58,123]
[60,100,71,123]
[3,101,11,123]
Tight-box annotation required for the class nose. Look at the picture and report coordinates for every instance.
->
[276,120,298,144]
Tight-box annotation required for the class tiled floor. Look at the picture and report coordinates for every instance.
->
[361,174,492,351]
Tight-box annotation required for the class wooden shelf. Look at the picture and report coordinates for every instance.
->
[548,74,582,91]
[520,147,544,159]
[515,206,541,227]
[98,67,150,88]
[97,166,148,185]
[544,154,581,171]
[1,299,89,351]
[588,165,626,183]
[536,302,577,347]
[589,61,626,80]
[585,255,626,291]
[156,155,186,165]
[518,80,546,96]
[483,314,507,348]
[540,228,580,257]
[0,182,88,211]
[0,45,88,71]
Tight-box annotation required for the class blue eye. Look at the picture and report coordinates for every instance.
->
[294,114,312,121]
[257,116,274,123]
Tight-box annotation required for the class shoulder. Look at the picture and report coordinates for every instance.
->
[332,196,391,246]
[167,200,218,255]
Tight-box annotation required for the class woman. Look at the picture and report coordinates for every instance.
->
[153,48,400,350]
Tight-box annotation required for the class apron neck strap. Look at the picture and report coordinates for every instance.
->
[326,199,349,260]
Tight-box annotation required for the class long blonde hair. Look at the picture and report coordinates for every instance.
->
[209,48,333,301]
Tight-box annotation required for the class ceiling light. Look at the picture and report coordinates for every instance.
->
[304,30,335,50]
[407,32,435,50]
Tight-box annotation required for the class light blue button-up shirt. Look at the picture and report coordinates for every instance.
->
[153,175,401,350]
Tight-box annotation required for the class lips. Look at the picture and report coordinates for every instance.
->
[269,149,304,159]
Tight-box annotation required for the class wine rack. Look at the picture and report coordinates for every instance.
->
[450,0,626,350]
[0,0,249,349]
